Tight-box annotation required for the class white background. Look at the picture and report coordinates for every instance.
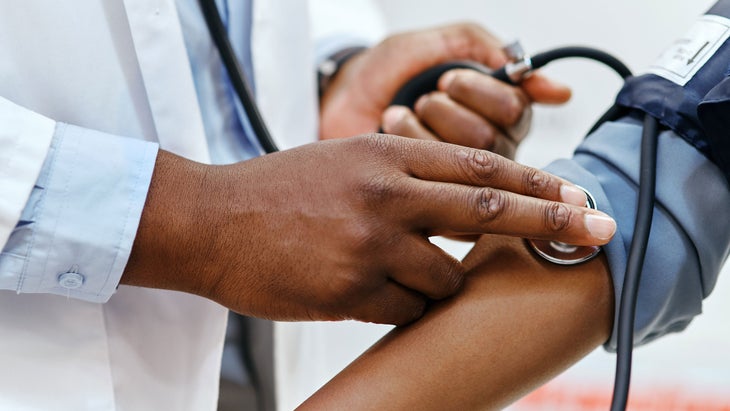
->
[332,1,730,409]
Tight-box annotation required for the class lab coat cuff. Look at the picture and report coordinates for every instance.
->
[0,98,55,249]
[6,123,158,303]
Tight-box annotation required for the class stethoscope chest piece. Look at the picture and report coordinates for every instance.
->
[526,187,602,265]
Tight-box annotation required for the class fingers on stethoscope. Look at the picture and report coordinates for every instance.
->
[400,178,612,246]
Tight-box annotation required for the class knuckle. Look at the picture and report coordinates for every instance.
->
[523,167,553,198]
[358,173,401,206]
[360,133,391,153]
[545,202,573,232]
[442,31,472,59]
[460,149,499,183]
[439,22,487,61]
[359,133,405,165]
[474,187,506,224]
[454,22,483,45]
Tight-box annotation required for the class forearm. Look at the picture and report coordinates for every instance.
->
[299,234,613,411]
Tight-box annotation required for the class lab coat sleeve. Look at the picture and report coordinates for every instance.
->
[544,119,730,350]
[0,97,55,250]
[308,0,387,65]
[0,116,158,303]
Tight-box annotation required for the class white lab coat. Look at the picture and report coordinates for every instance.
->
[0,0,384,410]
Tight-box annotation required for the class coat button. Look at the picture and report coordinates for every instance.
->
[58,272,85,289]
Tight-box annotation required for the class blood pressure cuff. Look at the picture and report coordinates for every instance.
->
[615,0,730,183]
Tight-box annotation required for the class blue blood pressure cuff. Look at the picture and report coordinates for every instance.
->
[615,0,730,183]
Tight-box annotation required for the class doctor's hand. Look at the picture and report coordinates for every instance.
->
[122,135,615,326]
[319,23,571,158]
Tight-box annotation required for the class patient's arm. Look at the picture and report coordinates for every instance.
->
[296,115,730,410]
[298,234,613,411]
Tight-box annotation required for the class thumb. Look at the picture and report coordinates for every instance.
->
[521,72,572,104]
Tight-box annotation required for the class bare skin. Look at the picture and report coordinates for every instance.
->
[298,234,613,410]
[121,137,614,325]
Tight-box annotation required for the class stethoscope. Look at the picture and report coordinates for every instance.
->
[198,1,657,409]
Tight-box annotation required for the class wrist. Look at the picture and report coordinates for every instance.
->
[318,46,368,99]
[122,150,218,296]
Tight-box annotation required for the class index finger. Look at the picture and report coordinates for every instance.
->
[393,138,588,206]
[405,181,616,246]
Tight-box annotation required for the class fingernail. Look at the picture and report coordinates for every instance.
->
[438,70,456,90]
[560,185,588,206]
[585,213,617,241]
[382,106,409,132]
